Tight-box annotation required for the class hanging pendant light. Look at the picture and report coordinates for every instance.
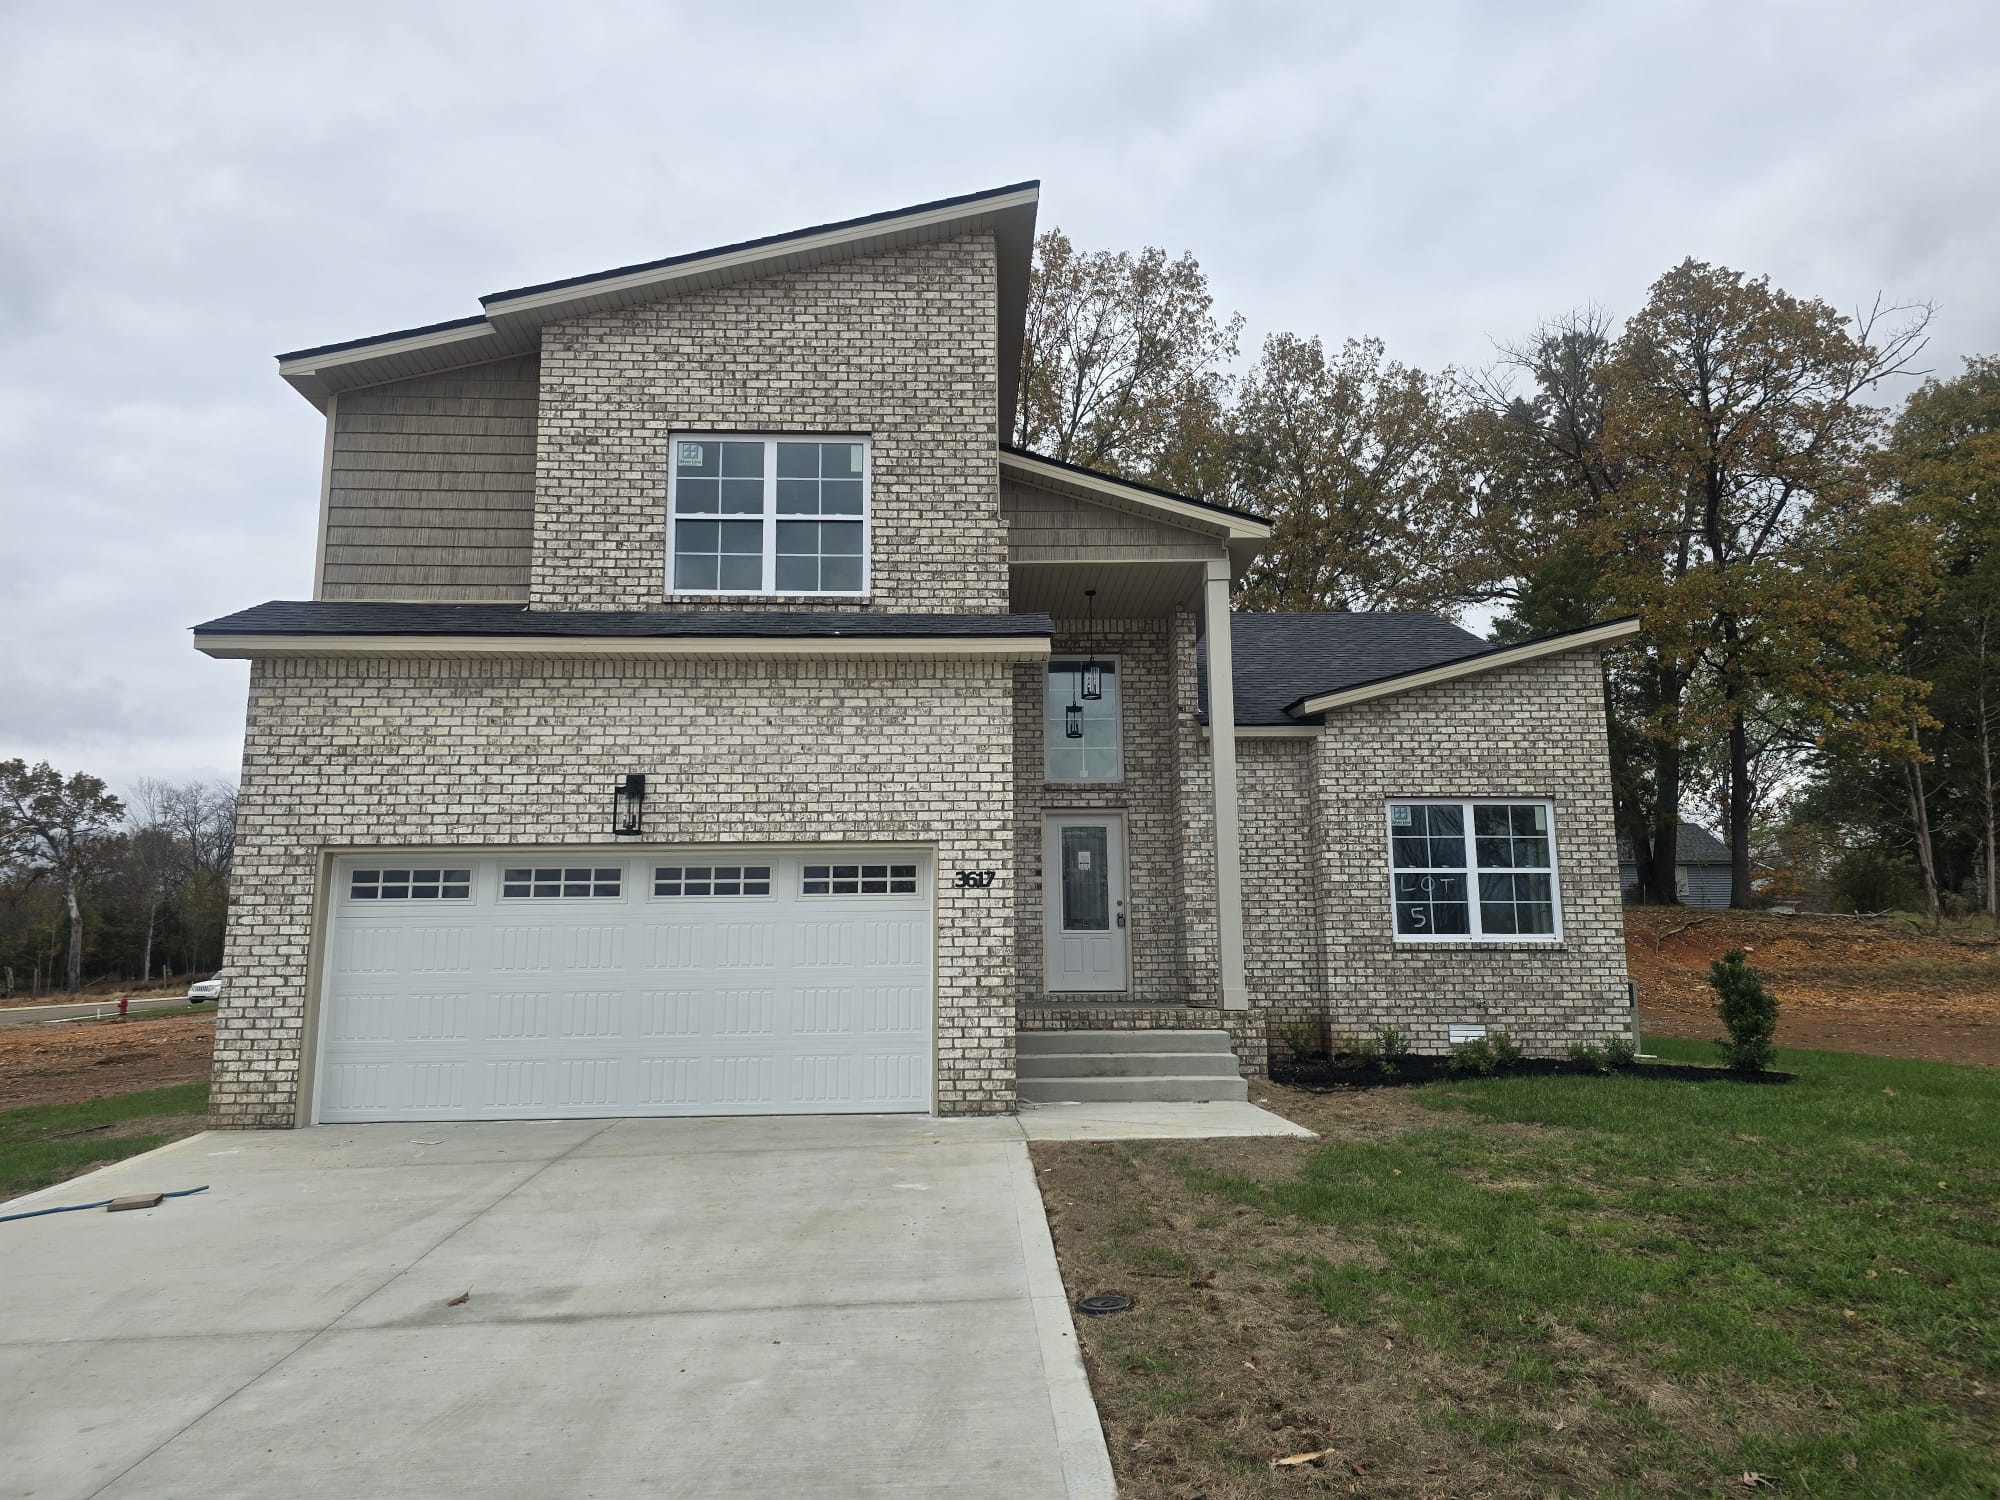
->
[1065,665,1084,739]
[1080,587,1103,700]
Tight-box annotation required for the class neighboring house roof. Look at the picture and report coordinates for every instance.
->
[1204,612,1488,726]
[1617,821,1731,866]
[275,182,1041,429]
[192,601,1052,659]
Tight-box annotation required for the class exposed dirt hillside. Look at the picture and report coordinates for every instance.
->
[0,1013,216,1110]
[1628,907,2000,1066]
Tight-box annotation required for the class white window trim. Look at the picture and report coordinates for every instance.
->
[1043,653,1124,784]
[666,433,872,599]
[1384,797,1564,944]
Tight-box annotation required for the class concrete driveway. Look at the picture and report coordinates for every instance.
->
[0,1116,1115,1499]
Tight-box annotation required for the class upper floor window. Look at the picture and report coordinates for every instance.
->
[1044,659,1121,782]
[668,436,869,596]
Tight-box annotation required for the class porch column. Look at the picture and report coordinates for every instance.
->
[1203,559,1250,1011]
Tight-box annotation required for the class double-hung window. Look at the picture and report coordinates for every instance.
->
[1387,799,1560,941]
[668,435,869,596]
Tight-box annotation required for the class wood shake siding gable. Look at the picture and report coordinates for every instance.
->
[999,477,1223,562]
[320,355,540,601]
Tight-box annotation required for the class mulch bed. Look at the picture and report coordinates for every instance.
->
[1271,1057,1796,1090]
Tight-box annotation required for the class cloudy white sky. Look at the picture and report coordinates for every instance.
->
[3,0,1996,796]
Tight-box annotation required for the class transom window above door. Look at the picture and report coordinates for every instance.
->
[1044,659,1121,781]
[668,436,869,596]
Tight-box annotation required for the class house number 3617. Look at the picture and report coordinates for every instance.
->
[953,870,997,889]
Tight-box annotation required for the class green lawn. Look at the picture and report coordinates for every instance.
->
[0,1084,212,1203]
[1039,1038,2000,1497]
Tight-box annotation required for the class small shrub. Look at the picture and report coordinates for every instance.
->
[1449,1037,1497,1075]
[1357,1026,1411,1078]
[1488,1030,1525,1068]
[1567,1042,1610,1073]
[1274,1021,1324,1063]
[1604,1036,1637,1069]
[1711,948,1780,1073]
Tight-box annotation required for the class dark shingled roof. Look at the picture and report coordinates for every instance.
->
[193,601,1052,640]
[278,180,1041,363]
[1201,611,1492,725]
[1617,821,1731,866]
[999,444,1271,527]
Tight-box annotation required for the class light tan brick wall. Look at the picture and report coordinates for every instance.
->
[1305,648,1630,1055]
[1237,736,1324,1040]
[215,652,1018,1126]
[528,234,1005,613]
[1010,619,1186,1004]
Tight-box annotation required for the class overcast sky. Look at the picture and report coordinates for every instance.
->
[3,0,1996,797]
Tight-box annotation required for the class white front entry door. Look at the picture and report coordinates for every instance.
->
[1044,813,1128,992]
[314,849,932,1122]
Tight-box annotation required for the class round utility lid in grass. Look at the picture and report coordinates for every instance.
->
[1077,1293,1133,1316]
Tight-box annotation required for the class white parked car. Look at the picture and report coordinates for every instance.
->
[186,970,227,1003]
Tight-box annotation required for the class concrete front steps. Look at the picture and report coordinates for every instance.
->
[1016,1029,1248,1104]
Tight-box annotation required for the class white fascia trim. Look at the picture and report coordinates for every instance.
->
[483,187,1042,319]
[1293,618,1643,717]
[998,452,1272,541]
[1199,724,1320,739]
[277,320,504,381]
[194,633,1051,662]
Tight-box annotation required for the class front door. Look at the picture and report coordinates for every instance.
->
[1044,813,1128,992]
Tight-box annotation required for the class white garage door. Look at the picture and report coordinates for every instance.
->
[314,850,932,1122]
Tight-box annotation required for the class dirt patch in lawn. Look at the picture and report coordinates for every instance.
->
[0,1013,216,1110]
[1627,908,2000,1066]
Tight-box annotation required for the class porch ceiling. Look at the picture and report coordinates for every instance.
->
[1009,560,1206,618]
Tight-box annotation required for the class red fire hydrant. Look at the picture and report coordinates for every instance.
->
[117,993,129,1018]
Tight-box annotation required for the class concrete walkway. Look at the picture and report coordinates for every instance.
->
[0,1116,1119,1500]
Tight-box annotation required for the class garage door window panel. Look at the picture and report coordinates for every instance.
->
[350,868,472,901]
[801,862,918,896]
[654,865,773,898]
[501,866,624,899]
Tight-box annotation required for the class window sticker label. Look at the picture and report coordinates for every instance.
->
[678,441,705,466]
[1391,805,1412,827]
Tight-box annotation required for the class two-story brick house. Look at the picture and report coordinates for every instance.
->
[194,181,1639,1127]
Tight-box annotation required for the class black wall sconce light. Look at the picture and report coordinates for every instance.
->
[612,774,646,836]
